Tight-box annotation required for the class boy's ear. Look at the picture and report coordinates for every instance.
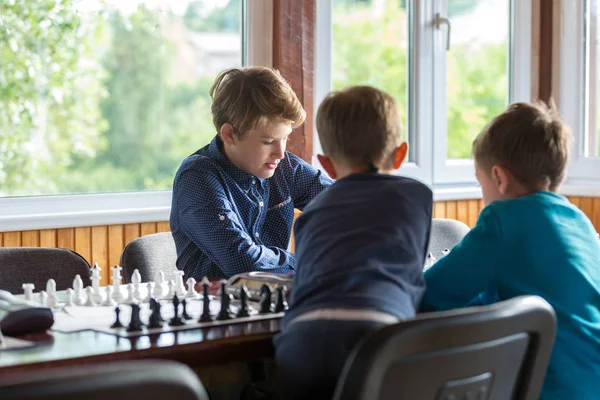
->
[491,164,510,195]
[219,123,236,145]
[392,142,408,169]
[317,154,337,179]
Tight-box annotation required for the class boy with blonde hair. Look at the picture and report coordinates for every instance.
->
[274,86,433,399]
[423,102,600,399]
[170,67,332,280]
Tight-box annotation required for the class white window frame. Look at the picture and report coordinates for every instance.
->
[0,0,271,232]
[558,0,600,184]
[315,0,533,187]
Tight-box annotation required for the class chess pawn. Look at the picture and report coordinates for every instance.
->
[22,283,35,302]
[165,280,175,300]
[125,284,137,304]
[38,290,48,306]
[274,285,288,313]
[45,279,58,309]
[84,286,97,307]
[153,271,165,298]
[423,252,436,271]
[110,306,124,328]
[216,280,233,321]
[102,286,117,307]
[73,274,84,305]
[185,277,197,298]
[258,284,273,314]
[198,277,212,322]
[131,269,142,300]
[65,288,75,307]
[143,282,154,303]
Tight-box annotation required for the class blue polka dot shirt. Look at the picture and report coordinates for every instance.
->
[170,135,333,280]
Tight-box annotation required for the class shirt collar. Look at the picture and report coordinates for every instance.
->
[208,135,263,189]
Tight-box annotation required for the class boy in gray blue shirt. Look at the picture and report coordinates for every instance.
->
[274,86,433,399]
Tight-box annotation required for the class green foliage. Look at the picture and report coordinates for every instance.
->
[183,0,241,33]
[332,0,507,159]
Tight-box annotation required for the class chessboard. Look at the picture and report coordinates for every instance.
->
[19,264,290,339]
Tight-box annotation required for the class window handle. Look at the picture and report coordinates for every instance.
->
[434,13,451,51]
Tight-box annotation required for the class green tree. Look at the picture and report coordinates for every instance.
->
[183,0,241,33]
[0,0,106,196]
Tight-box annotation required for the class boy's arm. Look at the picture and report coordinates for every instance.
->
[288,153,334,210]
[422,206,506,311]
[175,169,295,276]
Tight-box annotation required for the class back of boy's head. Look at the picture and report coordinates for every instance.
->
[316,86,402,168]
[210,67,306,136]
[472,101,572,191]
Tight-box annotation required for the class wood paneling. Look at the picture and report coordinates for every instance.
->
[2,197,599,285]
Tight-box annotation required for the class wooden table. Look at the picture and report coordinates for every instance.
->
[0,318,281,379]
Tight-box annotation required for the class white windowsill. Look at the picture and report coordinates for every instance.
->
[1,182,599,233]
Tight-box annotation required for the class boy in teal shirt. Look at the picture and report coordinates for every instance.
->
[422,102,600,400]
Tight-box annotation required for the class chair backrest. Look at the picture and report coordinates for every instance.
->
[0,359,210,400]
[0,247,91,294]
[120,232,178,283]
[332,296,557,400]
[428,218,471,258]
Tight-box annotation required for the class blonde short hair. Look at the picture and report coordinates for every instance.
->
[472,102,572,191]
[209,67,306,136]
[316,86,402,168]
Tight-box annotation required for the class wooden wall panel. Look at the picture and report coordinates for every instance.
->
[1,197,599,284]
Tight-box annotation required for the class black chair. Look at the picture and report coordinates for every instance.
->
[120,232,179,283]
[0,359,210,400]
[332,296,556,400]
[428,218,471,258]
[0,247,91,294]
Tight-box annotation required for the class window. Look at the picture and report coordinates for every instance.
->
[0,0,272,230]
[560,0,600,184]
[316,0,532,186]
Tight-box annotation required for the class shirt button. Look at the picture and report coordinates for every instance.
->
[254,232,260,238]
[259,201,264,207]
[252,179,256,185]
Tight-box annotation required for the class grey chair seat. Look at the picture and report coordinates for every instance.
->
[120,232,179,283]
[0,359,210,400]
[0,247,91,294]
[333,295,556,400]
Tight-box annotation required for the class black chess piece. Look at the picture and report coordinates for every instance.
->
[147,298,163,329]
[126,303,144,332]
[274,285,289,313]
[236,285,251,318]
[258,284,273,314]
[111,306,124,328]
[216,281,233,321]
[168,295,185,326]
[181,299,192,320]
[198,279,212,322]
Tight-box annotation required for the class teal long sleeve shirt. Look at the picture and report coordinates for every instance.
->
[423,191,600,400]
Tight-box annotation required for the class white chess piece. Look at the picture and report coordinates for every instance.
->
[423,252,436,271]
[45,279,58,309]
[165,280,175,299]
[22,283,35,302]
[65,288,74,307]
[124,284,137,304]
[153,271,165,298]
[84,286,97,307]
[90,262,103,303]
[131,269,142,301]
[186,277,197,298]
[73,274,84,305]
[102,286,117,307]
[38,290,48,305]
[143,282,154,302]
[174,270,185,296]
[111,266,124,302]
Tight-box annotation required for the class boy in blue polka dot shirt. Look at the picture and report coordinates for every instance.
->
[170,67,333,280]
[274,86,433,399]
